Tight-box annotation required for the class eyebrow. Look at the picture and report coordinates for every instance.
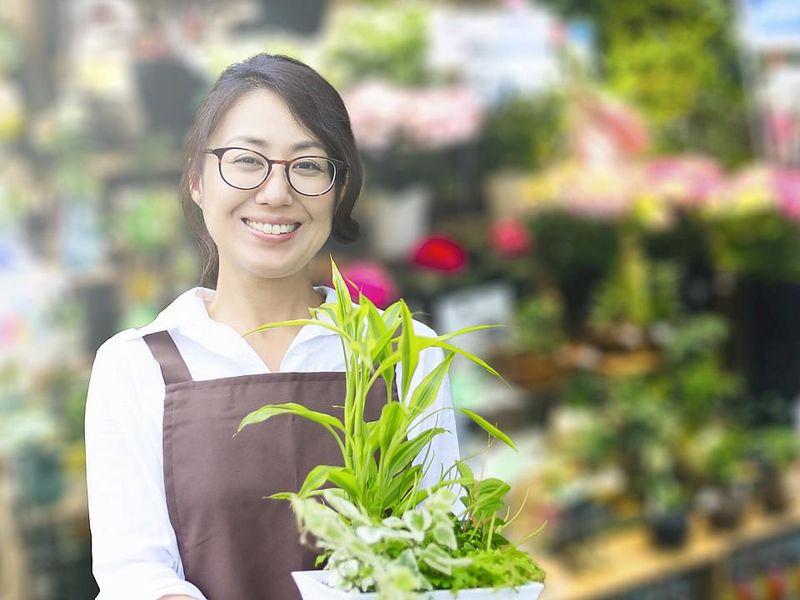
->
[223,136,323,152]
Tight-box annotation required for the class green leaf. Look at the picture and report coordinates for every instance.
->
[330,256,354,324]
[418,338,503,380]
[407,352,455,419]
[458,408,517,452]
[267,491,295,500]
[381,302,402,328]
[377,401,408,454]
[398,303,420,403]
[243,318,347,340]
[388,427,446,478]
[237,402,344,435]
[327,467,360,501]
[299,464,335,497]
[382,465,424,510]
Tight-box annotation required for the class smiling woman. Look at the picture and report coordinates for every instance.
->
[83,53,461,600]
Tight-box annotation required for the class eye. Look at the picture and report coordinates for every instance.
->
[292,158,325,173]
[228,151,266,168]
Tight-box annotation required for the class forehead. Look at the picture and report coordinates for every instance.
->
[211,88,319,148]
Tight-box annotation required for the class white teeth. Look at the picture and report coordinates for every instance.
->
[244,219,299,235]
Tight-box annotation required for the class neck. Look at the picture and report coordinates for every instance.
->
[206,265,324,335]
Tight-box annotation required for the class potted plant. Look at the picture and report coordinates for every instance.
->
[642,471,691,550]
[238,259,545,599]
[697,428,750,531]
[751,427,800,514]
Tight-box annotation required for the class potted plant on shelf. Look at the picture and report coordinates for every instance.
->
[238,259,545,599]
[751,427,800,514]
[697,428,751,531]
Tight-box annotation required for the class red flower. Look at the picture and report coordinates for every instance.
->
[339,261,398,309]
[489,218,533,257]
[410,235,468,273]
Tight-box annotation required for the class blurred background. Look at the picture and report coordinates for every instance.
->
[2,0,800,598]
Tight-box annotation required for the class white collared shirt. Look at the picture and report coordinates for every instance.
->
[85,286,460,600]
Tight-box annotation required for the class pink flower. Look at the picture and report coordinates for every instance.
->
[574,94,649,161]
[646,155,724,208]
[489,218,533,257]
[773,169,800,222]
[410,235,468,273]
[339,261,399,309]
[344,81,483,153]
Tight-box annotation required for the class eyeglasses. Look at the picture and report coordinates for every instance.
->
[204,147,345,196]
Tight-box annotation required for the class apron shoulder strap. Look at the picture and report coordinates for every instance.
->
[142,330,193,386]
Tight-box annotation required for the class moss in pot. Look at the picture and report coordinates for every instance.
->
[238,259,546,599]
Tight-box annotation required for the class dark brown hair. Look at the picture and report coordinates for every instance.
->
[180,53,363,287]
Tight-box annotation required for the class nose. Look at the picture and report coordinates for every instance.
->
[254,164,294,206]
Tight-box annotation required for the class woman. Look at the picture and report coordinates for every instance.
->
[85,54,459,600]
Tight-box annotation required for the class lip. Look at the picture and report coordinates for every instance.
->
[242,218,301,242]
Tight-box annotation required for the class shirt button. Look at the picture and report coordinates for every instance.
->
[292,346,301,354]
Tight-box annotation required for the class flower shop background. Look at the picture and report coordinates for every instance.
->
[3,0,800,599]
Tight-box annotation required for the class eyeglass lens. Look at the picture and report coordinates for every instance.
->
[219,148,336,195]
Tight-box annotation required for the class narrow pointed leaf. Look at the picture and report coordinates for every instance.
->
[407,353,455,419]
[237,402,344,434]
[458,408,517,451]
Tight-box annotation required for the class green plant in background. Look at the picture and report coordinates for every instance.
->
[697,427,750,487]
[237,259,545,597]
[653,314,741,431]
[118,188,184,257]
[710,212,800,282]
[514,294,565,356]
[478,93,566,174]
[537,0,751,166]
[321,4,429,87]
[528,211,620,331]
[589,235,681,334]
[751,427,800,471]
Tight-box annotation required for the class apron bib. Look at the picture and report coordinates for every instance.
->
[144,330,389,600]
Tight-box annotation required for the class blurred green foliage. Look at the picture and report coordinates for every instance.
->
[478,93,566,173]
[322,5,429,87]
[590,237,681,329]
[539,0,752,166]
[514,294,565,356]
[710,212,800,282]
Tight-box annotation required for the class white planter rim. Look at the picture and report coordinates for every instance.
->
[292,569,544,599]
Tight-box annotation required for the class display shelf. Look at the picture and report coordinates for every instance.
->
[537,496,800,600]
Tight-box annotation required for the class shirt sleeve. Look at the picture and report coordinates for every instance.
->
[85,336,208,600]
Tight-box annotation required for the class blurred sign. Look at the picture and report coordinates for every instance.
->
[432,281,515,357]
[740,0,800,49]
[428,5,562,105]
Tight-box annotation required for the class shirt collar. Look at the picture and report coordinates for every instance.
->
[137,285,341,347]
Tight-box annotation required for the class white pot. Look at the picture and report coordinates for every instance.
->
[292,570,544,600]
[368,185,432,261]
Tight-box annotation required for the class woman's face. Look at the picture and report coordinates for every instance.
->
[192,89,336,282]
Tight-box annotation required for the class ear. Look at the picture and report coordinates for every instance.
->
[189,172,203,207]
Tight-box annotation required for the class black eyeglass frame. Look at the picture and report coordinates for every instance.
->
[203,147,346,197]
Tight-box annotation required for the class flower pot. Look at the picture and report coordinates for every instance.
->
[759,466,789,514]
[646,509,689,549]
[368,185,432,261]
[292,570,545,600]
[707,487,746,531]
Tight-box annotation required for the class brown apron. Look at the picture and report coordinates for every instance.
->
[143,330,389,600]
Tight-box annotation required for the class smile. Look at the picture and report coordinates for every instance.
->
[242,219,300,235]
